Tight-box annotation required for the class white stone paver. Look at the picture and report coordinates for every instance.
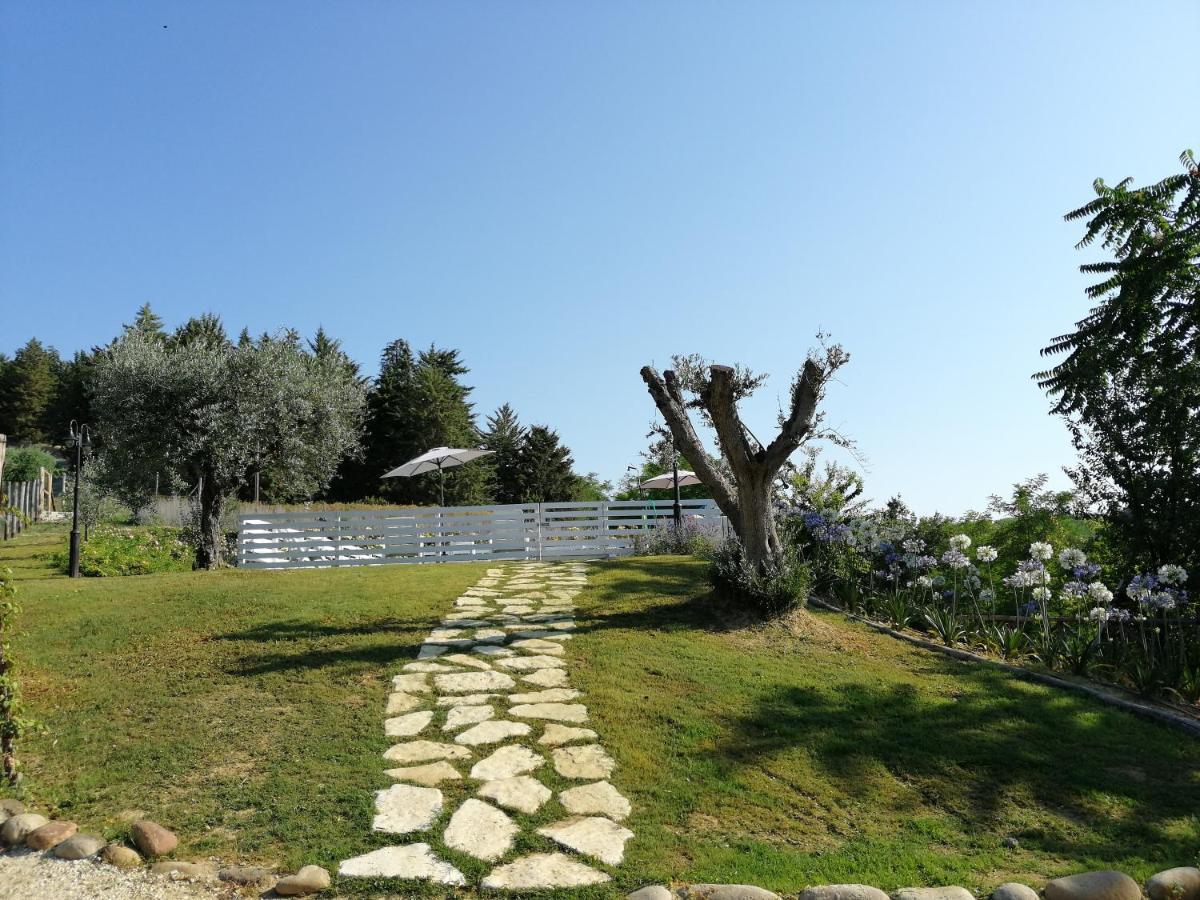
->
[340,561,632,890]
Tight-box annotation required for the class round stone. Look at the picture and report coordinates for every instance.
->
[1045,872,1141,900]
[992,885,1039,900]
[130,820,178,857]
[1,813,48,846]
[1147,869,1200,900]
[53,833,106,859]
[275,865,332,896]
[102,844,142,868]
[26,820,78,850]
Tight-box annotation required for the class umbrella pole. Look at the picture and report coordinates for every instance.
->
[439,465,445,557]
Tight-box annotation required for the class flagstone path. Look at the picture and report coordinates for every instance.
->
[339,561,634,890]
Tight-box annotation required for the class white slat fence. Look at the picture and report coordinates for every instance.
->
[237,499,724,569]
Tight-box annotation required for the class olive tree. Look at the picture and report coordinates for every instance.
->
[640,343,849,575]
[91,330,367,568]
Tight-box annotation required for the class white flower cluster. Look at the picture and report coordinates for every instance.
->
[941,549,971,570]
[1029,541,1053,561]
[902,538,926,554]
[975,545,998,563]
[1158,564,1188,586]
[949,534,972,551]
[1058,548,1087,569]
[1087,582,1113,604]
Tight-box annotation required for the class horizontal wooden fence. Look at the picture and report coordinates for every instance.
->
[237,499,725,570]
[2,479,45,542]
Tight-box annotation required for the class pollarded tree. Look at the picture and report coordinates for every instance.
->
[640,343,849,574]
[91,329,367,568]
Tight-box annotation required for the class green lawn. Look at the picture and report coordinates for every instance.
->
[3,529,1198,897]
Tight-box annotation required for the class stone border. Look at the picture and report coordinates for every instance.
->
[808,598,1200,738]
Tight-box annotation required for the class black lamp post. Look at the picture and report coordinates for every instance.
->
[67,420,90,579]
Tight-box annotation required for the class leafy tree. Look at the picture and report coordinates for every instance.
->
[1036,151,1200,574]
[481,403,526,503]
[642,343,849,576]
[45,350,95,443]
[518,425,578,503]
[782,446,867,518]
[616,425,714,501]
[572,472,612,502]
[0,339,61,444]
[0,447,59,483]
[90,330,367,567]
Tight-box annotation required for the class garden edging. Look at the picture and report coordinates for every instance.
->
[808,598,1200,738]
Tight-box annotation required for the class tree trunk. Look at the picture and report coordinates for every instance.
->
[195,480,226,569]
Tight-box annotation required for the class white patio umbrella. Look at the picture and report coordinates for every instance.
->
[639,470,702,490]
[383,447,494,507]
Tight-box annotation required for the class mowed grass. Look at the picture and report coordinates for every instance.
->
[2,531,1199,897]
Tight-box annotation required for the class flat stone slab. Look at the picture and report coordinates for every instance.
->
[439,653,493,670]
[339,844,465,884]
[384,761,462,786]
[509,688,581,703]
[384,740,472,765]
[539,724,598,746]
[445,704,495,731]
[553,744,616,779]
[509,638,565,655]
[473,645,516,657]
[522,667,569,688]
[391,673,430,693]
[372,784,443,834]
[455,719,532,746]
[437,693,495,706]
[481,852,610,890]
[559,781,631,820]
[538,815,634,865]
[434,671,516,693]
[386,692,425,715]
[477,775,552,814]
[385,711,434,737]
[496,655,566,671]
[403,662,460,673]
[417,644,448,659]
[443,799,518,861]
[470,745,545,780]
[510,703,589,723]
[474,628,508,642]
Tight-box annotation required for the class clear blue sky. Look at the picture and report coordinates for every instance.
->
[2,1,1196,513]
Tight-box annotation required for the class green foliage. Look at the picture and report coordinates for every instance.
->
[517,424,578,503]
[571,472,612,502]
[0,338,61,445]
[0,564,27,784]
[1037,150,1200,574]
[481,403,525,503]
[0,446,58,483]
[708,537,810,615]
[49,525,194,577]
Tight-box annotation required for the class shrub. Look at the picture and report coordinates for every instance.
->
[50,525,194,577]
[707,538,810,616]
[632,519,720,557]
[1,446,59,484]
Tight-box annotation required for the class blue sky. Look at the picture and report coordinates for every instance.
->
[2,1,1196,513]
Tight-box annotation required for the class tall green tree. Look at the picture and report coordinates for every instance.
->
[1036,150,1200,574]
[91,330,367,567]
[482,403,526,503]
[517,425,578,503]
[0,338,61,444]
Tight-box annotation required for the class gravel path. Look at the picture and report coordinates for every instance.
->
[0,849,236,900]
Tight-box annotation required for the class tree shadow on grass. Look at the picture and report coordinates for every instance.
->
[214,617,432,676]
[707,661,1200,868]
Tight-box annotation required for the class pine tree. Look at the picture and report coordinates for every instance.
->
[518,425,579,503]
[124,303,168,342]
[482,403,526,503]
[0,338,61,444]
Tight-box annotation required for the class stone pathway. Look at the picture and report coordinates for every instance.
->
[339,561,634,890]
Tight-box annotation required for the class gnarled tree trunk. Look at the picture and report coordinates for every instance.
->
[640,352,845,574]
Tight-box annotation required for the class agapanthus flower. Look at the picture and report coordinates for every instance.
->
[976,545,998,563]
[915,555,938,570]
[1032,586,1052,602]
[1158,564,1188,586]
[1061,581,1089,600]
[901,538,925,554]
[949,534,972,551]
[1058,548,1087,569]
[1088,606,1109,622]
[1087,582,1113,604]
[915,575,933,589]
[979,589,995,603]
[941,549,970,570]
[1029,541,1053,561]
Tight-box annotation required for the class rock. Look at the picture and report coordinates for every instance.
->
[801,888,890,900]
[629,888,675,900]
[1045,872,1141,900]
[102,844,142,868]
[445,704,495,731]
[0,798,25,818]
[1147,869,1200,900]
[470,745,545,780]
[440,653,494,670]
[275,865,332,896]
[26,819,78,850]
[538,815,634,865]
[559,781,632,820]
[992,885,1038,900]
[473,645,516,657]
[552,743,616,779]
[417,644,448,659]
[386,692,425,715]
[150,861,216,881]
[384,761,462,786]
[1,812,47,845]
[475,629,509,643]
[444,798,518,861]
[130,820,178,857]
[53,833,105,859]
[1003,836,1020,849]
[383,740,472,764]
[338,843,466,884]
[893,890,974,900]
[218,865,274,888]
[372,783,443,834]
[685,887,782,900]
[481,852,610,889]
[523,667,569,688]
[385,710,435,737]
[509,688,582,703]
[402,661,460,673]
[435,670,517,693]
[510,638,566,655]
[391,673,430,693]
[477,775,553,813]
[510,702,589,723]
[539,723,598,746]
[455,719,532,746]
[496,655,566,671]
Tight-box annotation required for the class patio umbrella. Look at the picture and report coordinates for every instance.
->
[639,470,702,490]
[383,447,494,507]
